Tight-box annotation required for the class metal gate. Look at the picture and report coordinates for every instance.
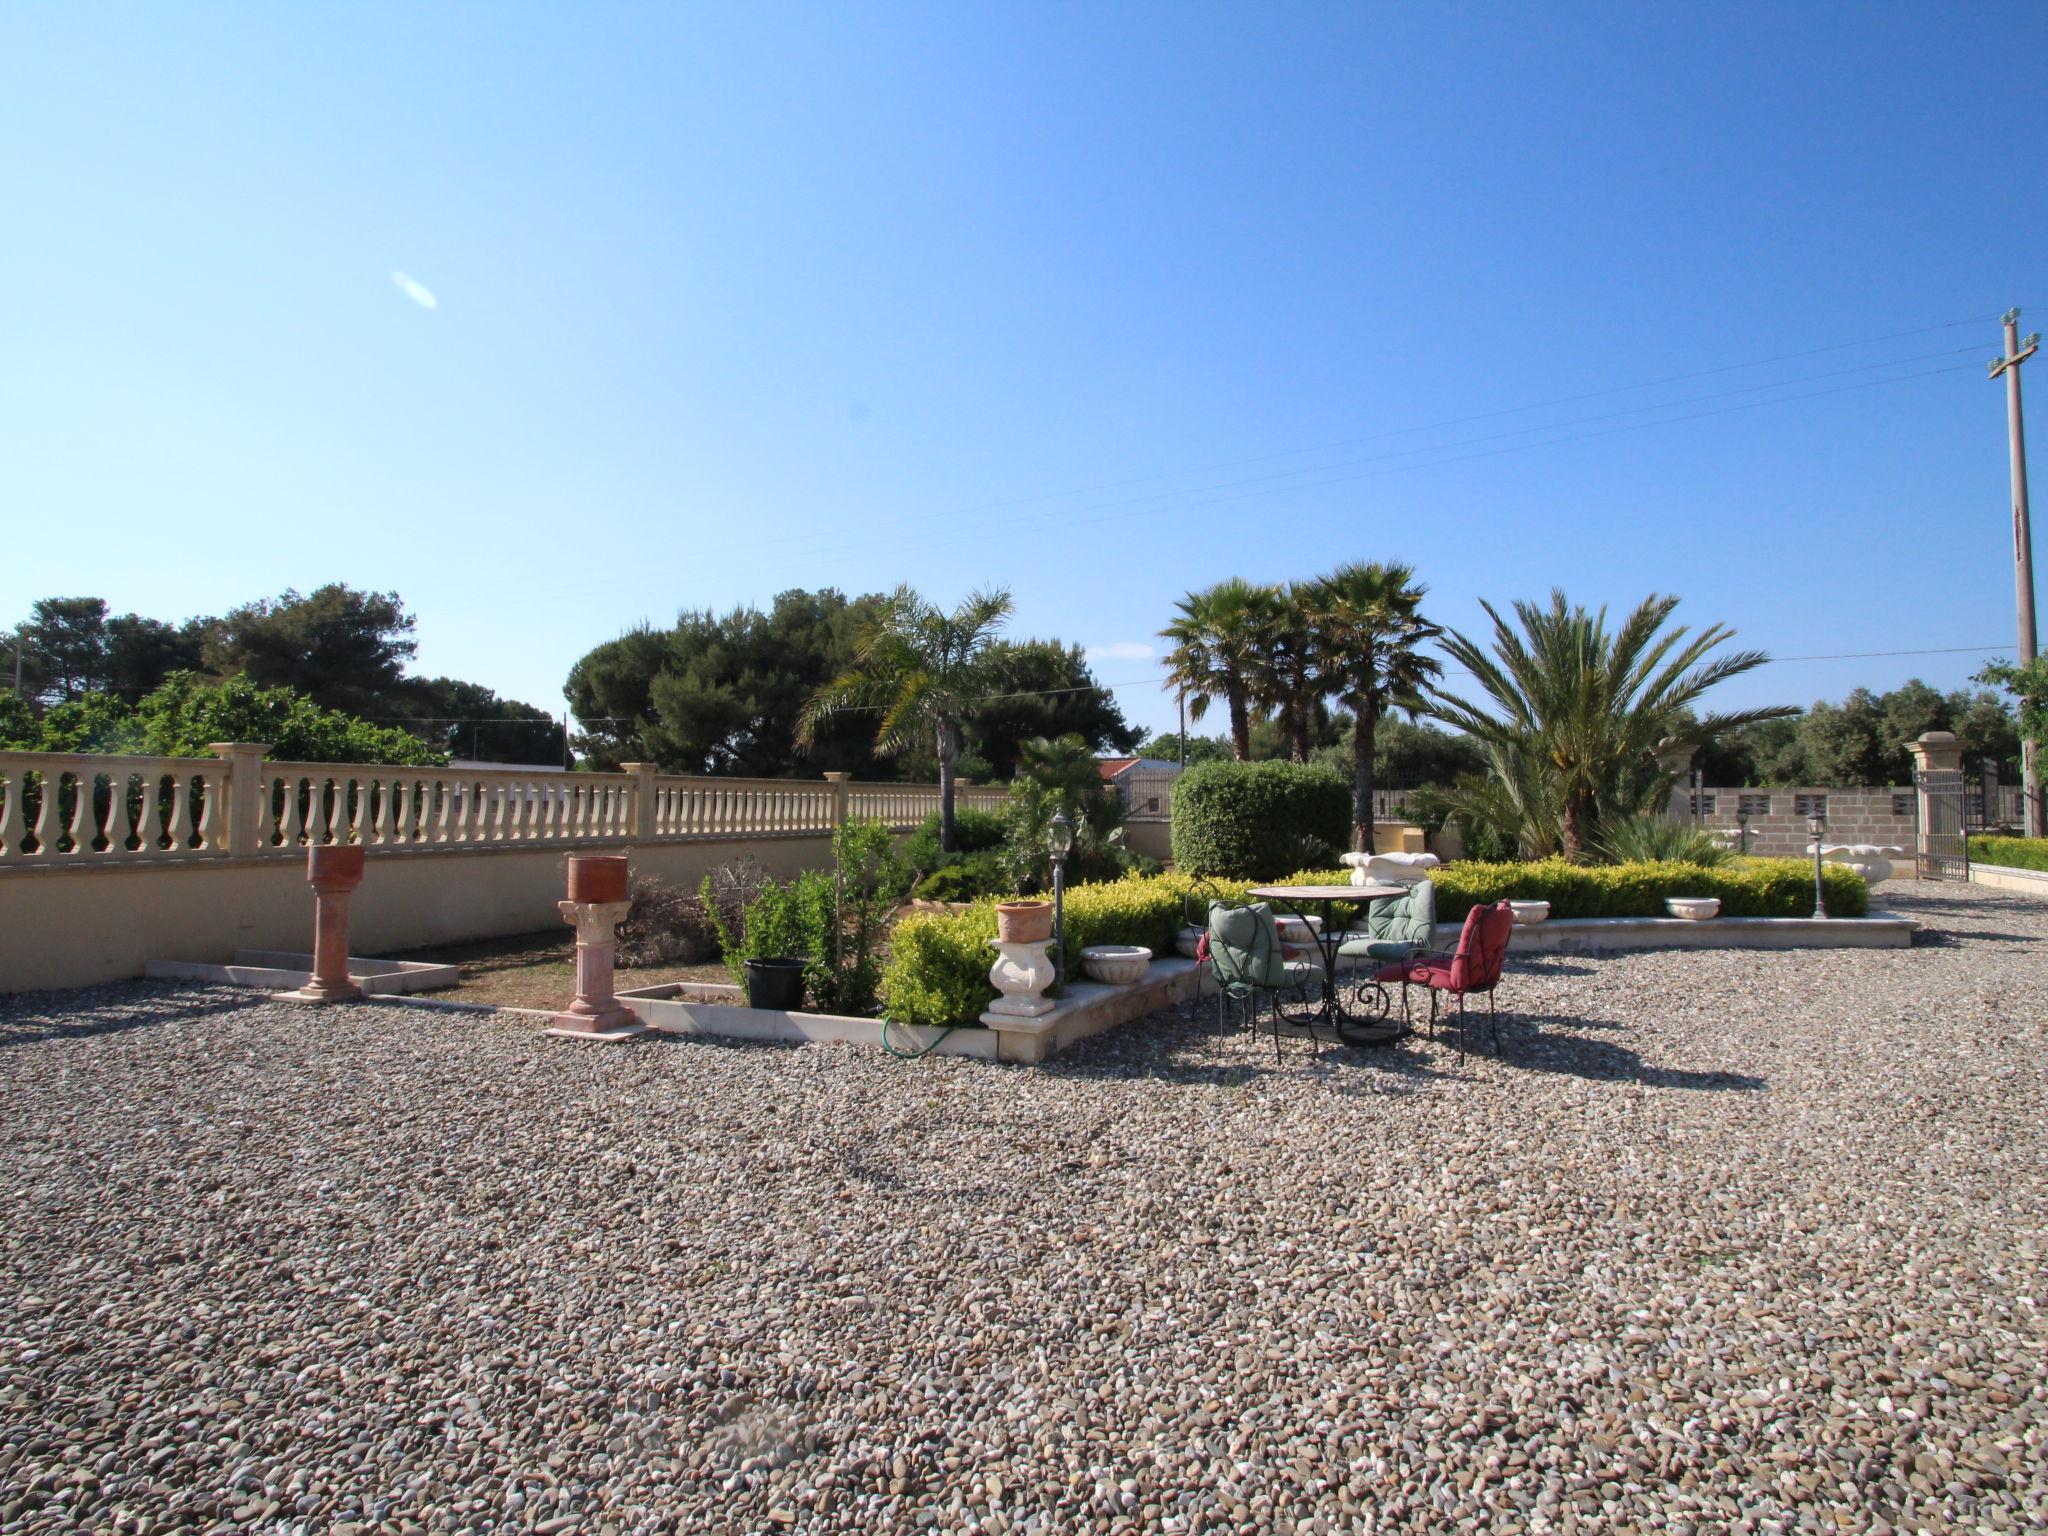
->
[1914,769,1970,881]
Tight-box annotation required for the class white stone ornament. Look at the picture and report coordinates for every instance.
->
[984,939,1056,1019]
[1339,850,1442,886]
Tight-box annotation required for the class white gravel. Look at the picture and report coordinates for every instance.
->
[3,882,2045,1534]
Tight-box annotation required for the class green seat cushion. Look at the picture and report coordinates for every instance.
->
[1337,937,1418,961]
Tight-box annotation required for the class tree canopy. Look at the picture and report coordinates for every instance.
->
[1695,681,2021,786]
[7,585,564,764]
[565,588,1135,781]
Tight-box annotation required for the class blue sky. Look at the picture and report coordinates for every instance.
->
[4,2,2044,741]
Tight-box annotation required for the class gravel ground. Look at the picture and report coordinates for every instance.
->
[3,882,2044,1535]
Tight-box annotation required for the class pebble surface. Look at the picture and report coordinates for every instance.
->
[2,882,2044,1534]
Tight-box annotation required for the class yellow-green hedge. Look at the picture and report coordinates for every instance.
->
[1263,857,1867,922]
[1970,835,2048,873]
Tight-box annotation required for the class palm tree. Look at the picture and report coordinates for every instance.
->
[1250,584,1323,763]
[1158,578,1279,760]
[798,585,1012,853]
[1427,590,1794,861]
[1304,563,1442,852]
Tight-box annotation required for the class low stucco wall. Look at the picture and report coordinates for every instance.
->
[1969,861,2048,898]
[0,836,836,996]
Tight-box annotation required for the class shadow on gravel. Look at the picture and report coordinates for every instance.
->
[1508,958,1600,978]
[1496,1014,1766,1091]
[0,981,275,1049]
[1888,892,2043,920]
[1912,927,2038,947]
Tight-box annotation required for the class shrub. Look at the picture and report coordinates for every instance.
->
[912,849,1012,903]
[1970,835,2048,873]
[698,856,770,954]
[902,807,1007,875]
[1591,814,1732,867]
[881,905,1000,1030]
[616,874,719,967]
[1170,760,1349,878]
[813,817,904,1015]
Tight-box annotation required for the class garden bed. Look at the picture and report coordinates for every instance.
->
[389,929,729,1010]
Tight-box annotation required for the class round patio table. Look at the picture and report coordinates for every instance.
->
[1247,883,1412,1046]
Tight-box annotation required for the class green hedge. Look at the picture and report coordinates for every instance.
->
[1970,835,2048,873]
[1169,760,1350,878]
[1291,857,1867,921]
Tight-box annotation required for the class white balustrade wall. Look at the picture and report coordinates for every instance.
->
[0,747,1011,867]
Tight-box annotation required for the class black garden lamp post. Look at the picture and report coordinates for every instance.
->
[1047,810,1074,986]
[1808,810,1829,920]
[1735,808,1750,856]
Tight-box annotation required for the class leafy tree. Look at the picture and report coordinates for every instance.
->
[1138,730,1233,767]
[1429,591,1791,861]
[130,673,445,765]
[1790,689,1888,787]
[1302,562,1442,852]
[1366,719,1488,786]
[1948,686,2023,778]
[36,694,137,753]
[1976,655,2048,764]
[799,585,1013,853]
[203,585,418,717]
[0,693,38,749]
[1159,578,1278,760]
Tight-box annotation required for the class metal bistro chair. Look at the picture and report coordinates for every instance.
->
[1335,876,1435,1014]
[1204,899,1321,1062]
[1374,899,1515,1056]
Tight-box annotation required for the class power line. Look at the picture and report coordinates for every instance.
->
[505,350,1985,612]
[480,308,2012,608]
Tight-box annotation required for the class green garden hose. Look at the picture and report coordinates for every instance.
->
[878,1013,962,1060]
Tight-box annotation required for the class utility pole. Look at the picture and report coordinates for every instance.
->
[1990,308,2042,837]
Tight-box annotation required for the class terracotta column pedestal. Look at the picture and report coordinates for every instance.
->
[547,855,643,1040]
[281,844,365,1004]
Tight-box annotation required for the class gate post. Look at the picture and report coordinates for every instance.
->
[1907,732,1966,881]
[1656,737,1696,822]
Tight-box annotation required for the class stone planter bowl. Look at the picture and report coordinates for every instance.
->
[306,842,365,887]
[1176,926,1204,959]
[1508,900,1550,926]
[1080,945,1153,985]
[1272,913,1323,944]
[1666,897,1722,921]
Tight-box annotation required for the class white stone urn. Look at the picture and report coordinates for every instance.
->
[1176,925,1204,959]
[984,939,1055,1019]
[1339,850,1442,886]
[1666,897,1722,921]
[1816,843,1902,885]
[1508,900,1550,926]
[1080,945,1152,985]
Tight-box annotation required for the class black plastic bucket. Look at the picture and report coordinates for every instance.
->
[744,957,808,1011]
